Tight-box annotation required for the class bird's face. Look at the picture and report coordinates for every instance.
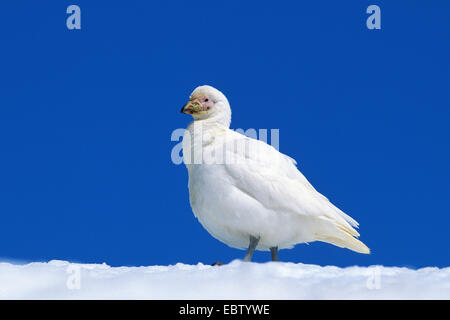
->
[181,94,215,119]
[181,85,231,126]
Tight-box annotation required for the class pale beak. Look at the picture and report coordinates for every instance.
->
[181,99,203,115]
[180,102,192,114]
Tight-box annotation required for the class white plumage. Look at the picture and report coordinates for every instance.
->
[181,85,369,259]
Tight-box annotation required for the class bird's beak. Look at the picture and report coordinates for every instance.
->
[181,99,202,115]
[180,102,193,114]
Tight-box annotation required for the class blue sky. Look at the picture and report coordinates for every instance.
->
[0,1,448,268]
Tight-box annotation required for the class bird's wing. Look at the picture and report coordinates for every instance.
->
[218,129,360,236]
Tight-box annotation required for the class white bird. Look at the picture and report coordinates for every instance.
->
[181,85,369,262]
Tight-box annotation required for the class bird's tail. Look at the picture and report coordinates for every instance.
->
[315,217,370,254]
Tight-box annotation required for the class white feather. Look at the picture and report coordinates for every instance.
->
[183,85,369,254]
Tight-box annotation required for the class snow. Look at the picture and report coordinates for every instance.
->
[0,260,449,299]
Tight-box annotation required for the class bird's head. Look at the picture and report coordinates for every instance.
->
[181,85,231,126]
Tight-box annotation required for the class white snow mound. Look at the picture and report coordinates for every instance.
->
[0,260,449,299]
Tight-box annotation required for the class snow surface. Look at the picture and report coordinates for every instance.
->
[0,260,449,299]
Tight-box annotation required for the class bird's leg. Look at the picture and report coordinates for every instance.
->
[270,246,278,262]
[243,235,260,262]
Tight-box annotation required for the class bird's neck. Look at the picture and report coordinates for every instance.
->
[204,111,231,128]
[186,119,228,141]
[183,118,229,168]
[195,117,230,129]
